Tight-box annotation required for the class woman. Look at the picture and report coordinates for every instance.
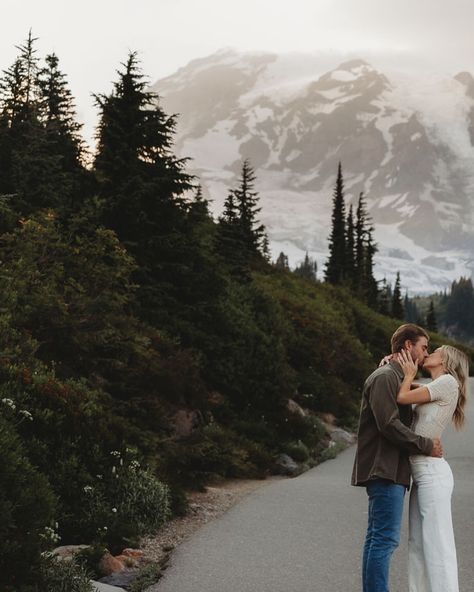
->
[394,345,469,592]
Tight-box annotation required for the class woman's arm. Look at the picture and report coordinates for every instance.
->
[396,349,431,405]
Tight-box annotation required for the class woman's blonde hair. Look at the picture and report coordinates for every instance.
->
[440,345,470,429]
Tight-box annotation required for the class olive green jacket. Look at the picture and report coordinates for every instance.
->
[351,360,433,488]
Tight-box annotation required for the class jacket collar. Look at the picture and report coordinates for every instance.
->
[389,359,405,381]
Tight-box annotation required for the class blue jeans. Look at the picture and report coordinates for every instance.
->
[363,479,406,592]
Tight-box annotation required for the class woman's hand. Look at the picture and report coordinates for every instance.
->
[399,349,418,381]
[378,353,394,367]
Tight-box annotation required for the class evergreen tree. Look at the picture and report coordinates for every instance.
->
[378,278,391,316]
[345,204,356,287]
[275,251,289,270]
[325,162,346,284]
[94,52,224,336]
[216,160,268,278]
[391,272,404,319]
[426,300,438,332]
[294,251,318,282]
[233,159,267,257]
[0,33,84,215]
[355,192,378,306]
[94,51,193,243]
[445,277,474,338]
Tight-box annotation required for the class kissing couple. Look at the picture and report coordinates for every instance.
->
[351,323,469,592]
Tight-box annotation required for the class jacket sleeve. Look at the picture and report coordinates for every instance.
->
[368,372,433,455]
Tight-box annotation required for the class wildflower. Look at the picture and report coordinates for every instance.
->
[83,485,93,493]
[19,409,33,421]
[111,507,117,513]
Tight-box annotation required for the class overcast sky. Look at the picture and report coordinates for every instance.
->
[2,0,474,144]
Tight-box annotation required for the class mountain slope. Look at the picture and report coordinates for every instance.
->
[152,49,474,293]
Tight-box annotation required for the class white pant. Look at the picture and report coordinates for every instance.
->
[408,456,459,592]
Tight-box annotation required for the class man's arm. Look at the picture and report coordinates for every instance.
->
[368,372,436,456]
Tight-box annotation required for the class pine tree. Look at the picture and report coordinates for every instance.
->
[426,300,438,332]
[294,251,318,282]
[0,32,69,214]
[217,160,268,278]
[233,159,267,256]
[391,272,404,319]
[94,51,193,243]
[275,251,289,270]
[345,204,356,287]
[94,52,211,332]
[378,278,391,316]
[325,162,346,284]
[354,192,378,306]
[445,277,474,338]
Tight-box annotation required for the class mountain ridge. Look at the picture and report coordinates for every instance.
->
[151,49,474,293]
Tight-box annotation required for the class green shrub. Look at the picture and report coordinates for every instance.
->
[0,414,56,590]
[77,450,171,552]
[38,555,94,592]
[129,562,163,592]
[282,440,310,462]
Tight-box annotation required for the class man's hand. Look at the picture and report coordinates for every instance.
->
[430,438,443,458]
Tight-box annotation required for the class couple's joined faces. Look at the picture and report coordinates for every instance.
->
[408,337,429,367]
[423,347,444,370]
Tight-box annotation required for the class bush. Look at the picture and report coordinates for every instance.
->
[129,562,163,592]
[76,450,171,552]
[38,555,94,592]
[282,440,310,462]
[0,414,57,590]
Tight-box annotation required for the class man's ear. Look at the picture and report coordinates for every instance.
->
[403,339,412,351]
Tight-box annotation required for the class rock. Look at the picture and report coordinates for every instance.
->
[330,428,356,446]
[91,582,126,592]
[274,453,300,476]
[320,412,337,425]
[121,548,144,558]
[52,544,90,561]
[115,554,139,568]
[99,552,125,576]
[287,398,306,416]
[98,568,140,588]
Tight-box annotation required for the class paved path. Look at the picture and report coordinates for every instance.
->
[149,380,474,592]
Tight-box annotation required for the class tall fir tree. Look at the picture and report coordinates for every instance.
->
[217,159,268,279]
[378,278,391,316]
[325,162,346,284]
[354,192,378,307]
[426,300,438,332]
[391,272,404,320]
[94,52,225,336]
[0,32,70,214]
[345,204,356,287]
[294,251,318,282]
[275,251,289,270]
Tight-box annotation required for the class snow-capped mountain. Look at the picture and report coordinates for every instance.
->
[151,49,474,293]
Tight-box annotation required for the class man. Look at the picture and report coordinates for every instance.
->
[351,324,443,592]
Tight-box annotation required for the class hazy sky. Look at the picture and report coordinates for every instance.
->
[2,0,474,143]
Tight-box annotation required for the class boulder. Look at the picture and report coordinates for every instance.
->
[287,398,306,417]
[115,554,139,568]
[98,569,140,588]
[91,582,126,592]
[52,544,90,561]
[121,548,144,558]
[99,552,125,576]
[274,453,300,476]
[330,428,356,446]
